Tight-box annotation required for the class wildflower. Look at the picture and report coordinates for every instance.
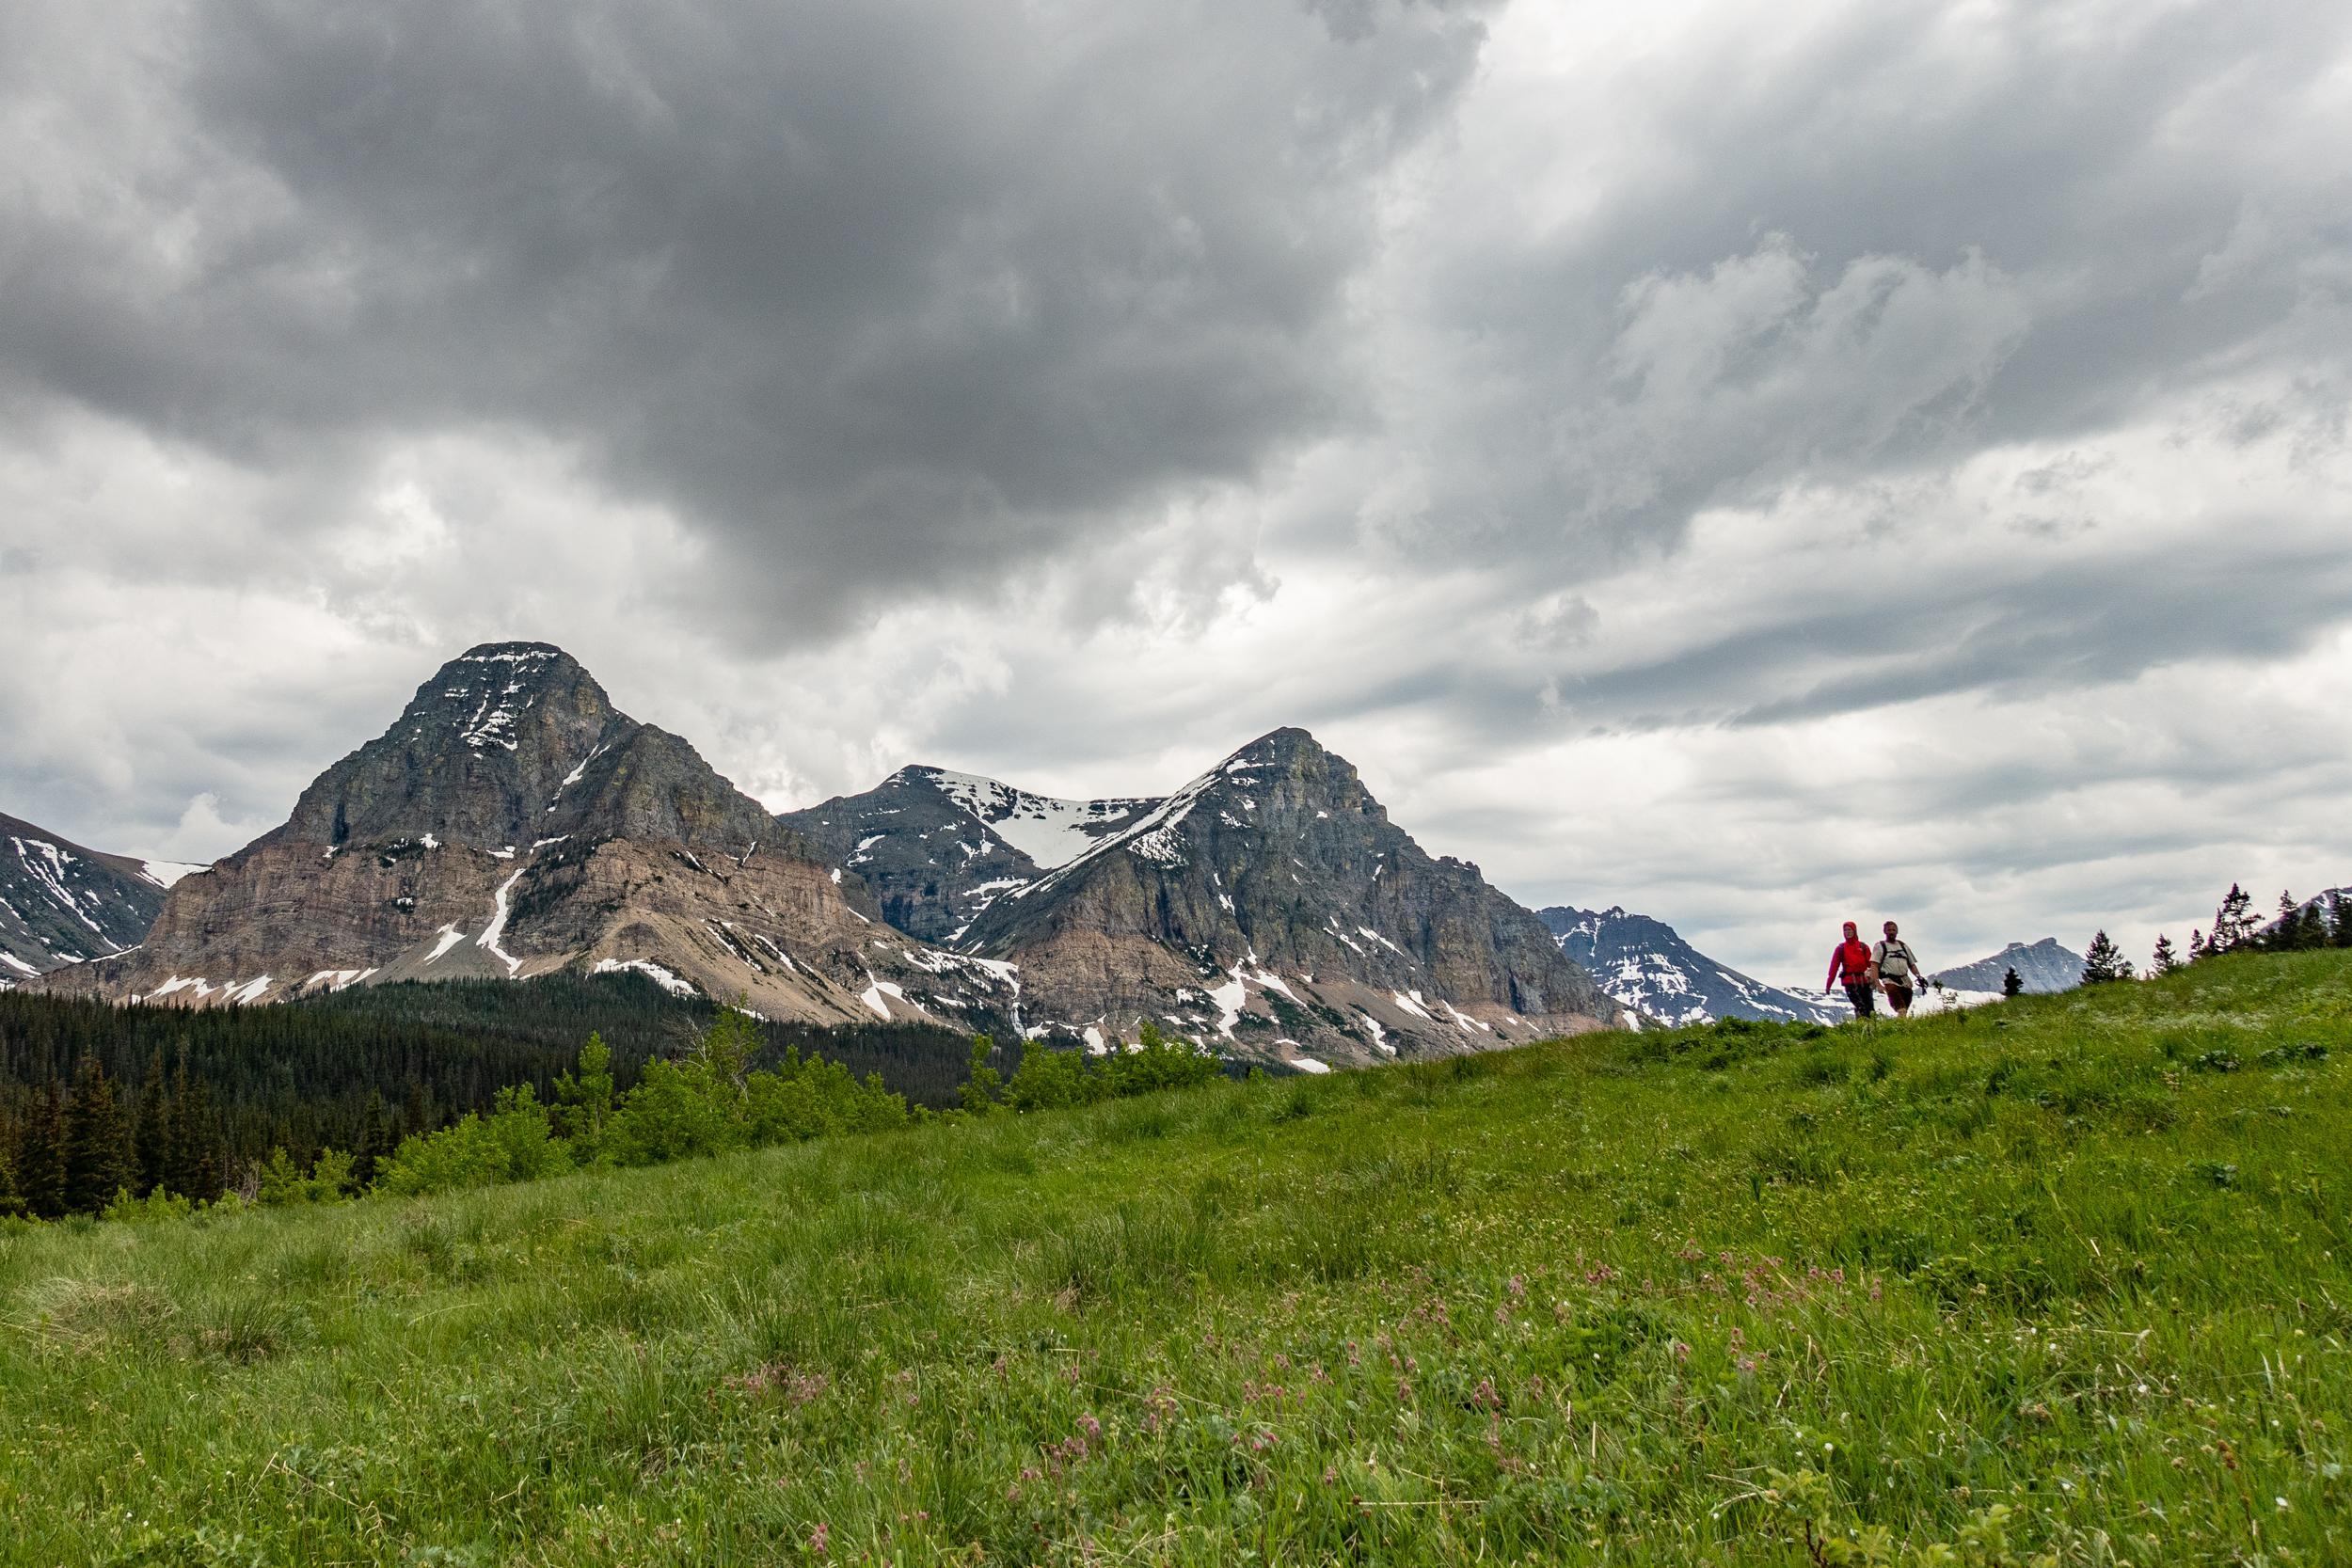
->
[808,1521,830,1558]
[1077,1413,1103,1444]
[1324,1465,1339,1484]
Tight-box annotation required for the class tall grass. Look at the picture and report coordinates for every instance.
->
[1,950,2347,1563]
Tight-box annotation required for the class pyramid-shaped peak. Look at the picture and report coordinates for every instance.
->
[1214,725,1351,777]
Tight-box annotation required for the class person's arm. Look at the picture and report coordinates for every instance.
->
[1826,949,1844,990]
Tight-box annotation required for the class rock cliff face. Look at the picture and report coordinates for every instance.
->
[1539,905,1843,1026]
[1,813,200,982]
[38,644,1016,1027]
[778,767,1157,943]
[957,728,1615,1068]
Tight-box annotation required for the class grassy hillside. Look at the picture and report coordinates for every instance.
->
[2,951,2346,1565]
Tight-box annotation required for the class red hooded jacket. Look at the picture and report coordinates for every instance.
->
[1827,930,1872,989]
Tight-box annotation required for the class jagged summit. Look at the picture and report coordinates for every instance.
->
[266,641,774,857]
[38,643,1014,1027]
[961,725,1612,1065]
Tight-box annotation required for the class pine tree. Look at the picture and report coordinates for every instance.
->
[2188,928,2209,960]
[2271,891,2301,949]
[352,1091,393,1190]
[0,1138,22,1218]
[2332,894,2352,950]
[165,1067,223,1204]
[2150,934,2179,976]
[133,1049,169,1196]
[2002,967,2025,999]
[18,1081,70,1220]
[2080,930,2135,985]
[2211,885,2256,953]
[64,1058,135,1214]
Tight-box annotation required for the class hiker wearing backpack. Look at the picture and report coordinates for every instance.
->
[1825,921,1877,1018]
[1875,921,1924,1016]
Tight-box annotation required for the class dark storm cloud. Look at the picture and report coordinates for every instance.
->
[0,0,1486,631]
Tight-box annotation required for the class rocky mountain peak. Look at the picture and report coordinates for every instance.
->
[961,727,1611,1065]
[266,641,774,856]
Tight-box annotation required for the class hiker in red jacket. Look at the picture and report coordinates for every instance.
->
[1826,921,1876,1018]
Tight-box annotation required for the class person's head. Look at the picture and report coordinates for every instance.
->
[1843,921,1858,939]
[1883,920,1899,938]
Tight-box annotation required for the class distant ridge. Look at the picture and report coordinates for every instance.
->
[1,811,200,982]
[1931,938,2085,995]
[1538,905,1844,1026]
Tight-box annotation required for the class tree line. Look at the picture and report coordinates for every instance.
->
[2080,883,2351,986]
[1,988,1221,1220]
[0,973,1014,1218]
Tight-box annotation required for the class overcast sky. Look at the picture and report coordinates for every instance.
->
[5,0,2349,987]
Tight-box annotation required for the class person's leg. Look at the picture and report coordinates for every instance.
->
[1847,982,1875,1018]
[1886,983,1912,1016]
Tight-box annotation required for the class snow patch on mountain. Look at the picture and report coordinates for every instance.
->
[1542,905,1844,1026]
[923,768,1158,869]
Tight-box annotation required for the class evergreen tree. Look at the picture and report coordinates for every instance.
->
[64,1058,135,1214]
[2210,885,2256,953]
[2080,930,2135,985]
[2002,967,2024,999]
[0,1138,22,1218]
[352,1091,393,1190]
[2188,928,2209,960]
[18,1081,69,1220]
[2150,934,2179,976]
[2271,891,2301,949]
[2332,894,2352,949]
[165,1067,223,1204]
[133,1049,169,1196]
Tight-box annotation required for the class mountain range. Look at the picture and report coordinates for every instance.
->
[26,642,1614,1068]
[1538,906,1847,1026]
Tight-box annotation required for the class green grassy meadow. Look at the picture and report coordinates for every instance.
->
[3,951,2347,1565]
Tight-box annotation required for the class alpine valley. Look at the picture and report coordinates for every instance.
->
[29,642,1618,1069]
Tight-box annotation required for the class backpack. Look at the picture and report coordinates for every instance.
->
[1874,940,1916,982]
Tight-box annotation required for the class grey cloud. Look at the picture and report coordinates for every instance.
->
[0,0,1487,634]
[1537,539,2352,733]
[1375,0,2352,575]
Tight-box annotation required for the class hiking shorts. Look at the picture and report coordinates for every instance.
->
[1844,982,1876,1018]
[1883,980,1914,1014]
